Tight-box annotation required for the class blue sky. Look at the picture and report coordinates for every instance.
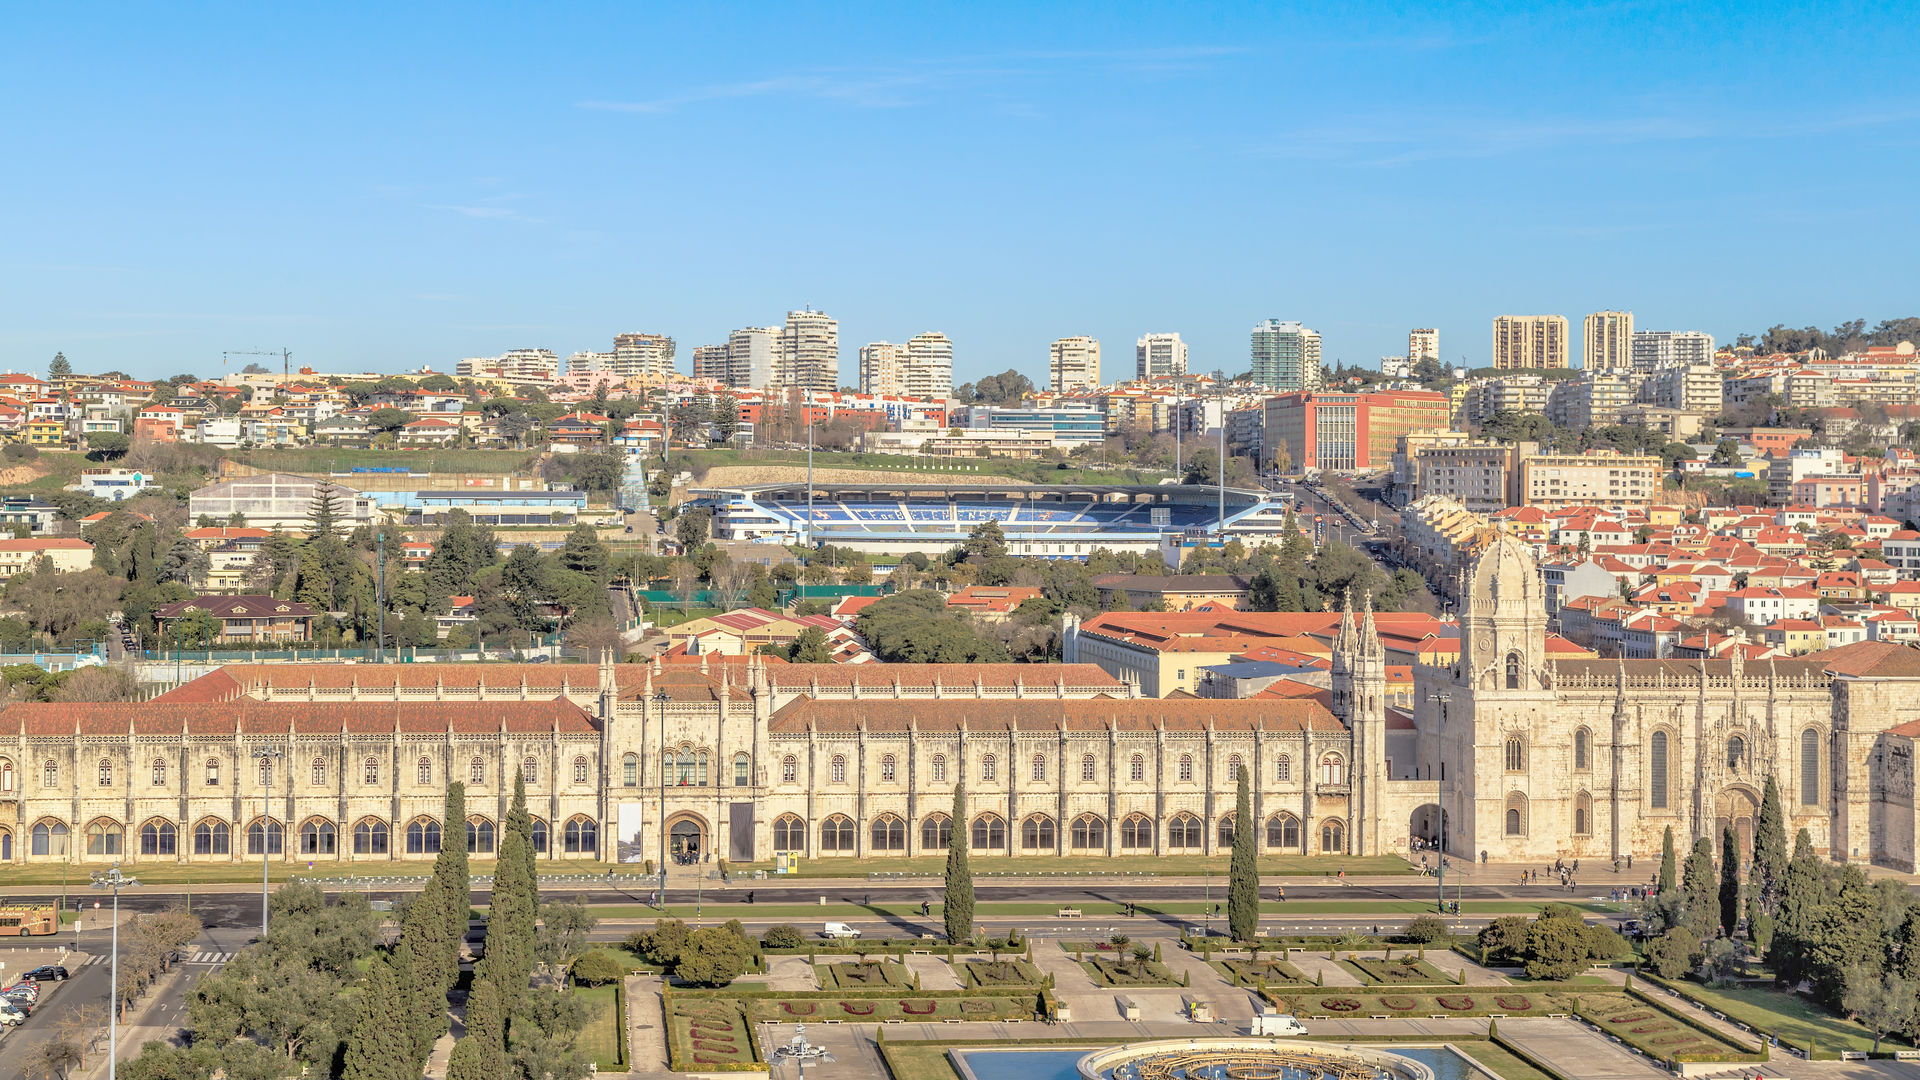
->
[5,2,1918,384]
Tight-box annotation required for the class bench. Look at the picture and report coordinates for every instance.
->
[1057,908,1083,918]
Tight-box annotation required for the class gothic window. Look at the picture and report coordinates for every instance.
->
[204,758,219,786]
[194,820,231,856]
[30,821,68,857]
[97,759,112,786]
[1504,736,1525,773]
[300,818,336,856]
[531,818,549,853]
[829,755,847,784]
[406,818,442,854]
[573,756,589,784]
[980,754,996,782]
[87,819,122,855]
[970,814,1006,851]
[781,755,798,783]
[258,757,272,786]
[1070,814,1106,849]
[417,757,432,785]
[1573,728,1590,771]
[1119,813,1154,849]
[734,753,751,786]
[563,816,597,854]
[1320,753,1345,786]
[313,758,327,785]
[1505,793,1528,836]
[1081,754,1096,781]
[471,757,485,784]
[42,761,57,787]
[880,754,897,783]
[1320,818,1345,853]
[1276,755,1291,782]
[1226,754,1242,782]
[364,757,380,785]
[245,819,281,856]
[1266,813,1301,849]
[1574,791,1592,835]
[522,756,537,783]
[1726,735,1746,772]
[622,754,638,787]
[152,758,167,786]
[774,814,806,852]
[820,815,856,852]
[1031,754,1046,782]
[1650,731,1670,809]
[1178,754,1194,782]
[468,817,496,854]
[140,820,176,857]
[1020,815,1056,850]
[1801,729,1820,805]
[1167,813,1203,849]
[1130,753,1145,782]
[920,813,951,850]
[1216,813,1236,848]
[929,754,947,782]
[1505,652,1521,689]
[353,819,387,855]
[870,815,905,851]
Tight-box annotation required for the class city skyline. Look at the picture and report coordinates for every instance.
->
[6,4,1919,383]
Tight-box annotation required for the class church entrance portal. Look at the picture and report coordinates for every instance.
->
[1714,788,1759,856]
[669,816,707,865]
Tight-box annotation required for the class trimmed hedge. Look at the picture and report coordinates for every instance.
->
[1574,990,1764,1063]
[1341,955,1451,986]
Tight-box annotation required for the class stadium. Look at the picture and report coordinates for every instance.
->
[692,482,1297,563]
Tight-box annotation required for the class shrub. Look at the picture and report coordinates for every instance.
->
[1402,914,1449,944]
[572,949,626,986]
[1644,927,1702,980]
[761,925,807,950]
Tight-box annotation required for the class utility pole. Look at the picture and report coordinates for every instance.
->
[375,528,386,664]
[91,864,140,1080]
[1215,370,1227,535]
[252,745,283,935]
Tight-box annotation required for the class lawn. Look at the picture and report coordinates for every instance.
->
[1081,956,1180,988]
[574,984,627,1072]
[815,959,911,989]
[1265,988,1591,1018]
[766,853,1418,877]
[1341,955,1451,986]
[1576,992,1761,1062]
[741,994,1034,1023]
[1640,976,1910,1056]
[960,959,1044,988]
[1213,958,1313,986]
[665,998,757,1069]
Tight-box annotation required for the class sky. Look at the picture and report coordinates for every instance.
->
[4,2,1919,386]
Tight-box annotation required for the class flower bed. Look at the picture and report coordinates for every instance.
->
[1214,958,1313,987]
[1082,957,1180,988]
[1262,988,1594,1018]
[962,959,1044,988]
[667,1000,757,1068]
[815,960,910,989]
[1578,994,1758,1061]
[740,994,1035,1024]
[1343,955,1451,986]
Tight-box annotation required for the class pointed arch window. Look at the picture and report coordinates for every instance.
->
[820,815,856,852]
[1800,729,1821,805]
[573,755,589,784]
[1727,735,1746,772]
[1168,813,1203,849]
[970,814,1006,851]
[1275,755,1291,782]
[1503,736,1525,773]
[1650,731,1670,809]
[312,758,327,785]
[1574,791,1593,836]
[880,754,896,783]
[1120,813,1154,849]
[920,813,951,850]
[829,755,847,784]
[1505,793,1528,837]
[471,757,485,784]
[152,758,167,787]
[1266,813,1301,849]
[1226,754,1242,782]
[1573,728,1590,771]
[1031,754,1046,782]
[781,755,798,783]
[1070,813,1106,849]
[1129,754,1145,782]
[416,757,432,785]
[870,815,905,851]
[774,814,807,852]
[1177,754,1194,782]
[1020,814,1056,850]
[980,754,996,782]
[1080,754,1096,782]
[929,754,947,782]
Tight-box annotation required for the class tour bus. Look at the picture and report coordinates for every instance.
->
[0,906,56,937]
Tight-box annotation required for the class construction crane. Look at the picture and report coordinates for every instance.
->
[221,349,293,390]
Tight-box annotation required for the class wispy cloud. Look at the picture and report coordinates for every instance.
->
[422,193,544,223]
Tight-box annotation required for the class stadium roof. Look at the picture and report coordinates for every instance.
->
[704,482,1273,500]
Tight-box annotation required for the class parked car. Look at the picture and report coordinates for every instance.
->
[21,965,67,982]
[0,1005,25,1026]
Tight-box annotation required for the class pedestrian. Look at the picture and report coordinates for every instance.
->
[1573,859,1579,873]
[1627,854,1633,869]
[1276,885,1286,902]
[747,891,755,904]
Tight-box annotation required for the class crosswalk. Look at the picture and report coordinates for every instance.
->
[184,950,233,964]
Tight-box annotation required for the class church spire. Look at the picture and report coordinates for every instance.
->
[1336,588,1357,653]
[1360,591,1381,659]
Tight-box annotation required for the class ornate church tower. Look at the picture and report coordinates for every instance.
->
[1332,592,1388,854]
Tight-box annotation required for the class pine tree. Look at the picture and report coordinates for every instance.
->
[1719,827,1742,939]
[1681,836,1718,940]
[943,779,974,943]
[1657,825,1678,896]
[307,486,344,539]
[1228,766,1259,942]
[341,952,413,1080]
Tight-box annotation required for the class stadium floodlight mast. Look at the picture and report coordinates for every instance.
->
[91,863,141,1080]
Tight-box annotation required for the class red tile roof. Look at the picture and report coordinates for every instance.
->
[0,699,595,736]
[768,695,1341,734]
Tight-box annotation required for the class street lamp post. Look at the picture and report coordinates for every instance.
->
[1426,692,1451,915]
[90,864,141,1080]
[655,690,671,902]
[252,745,283,936]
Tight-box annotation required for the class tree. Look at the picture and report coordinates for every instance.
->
[712,393,740,444]
[674,925,757,986]
[1752,776,1788,921]
[1719,827,1742,939]
[786,626,833,664]
[1476,916,1530,965]
[168,607,219,649]
[48,352,71,379]
[569,950,625,987]
[19,1038,82,1079]
[1401,914,1448,944]
[1523,913,1592,980]
[1658,825,1678,896]
[1773,828,1824,990]
[1807,864,1880,1009]
[1843,966,1916,1054]
[366,408,415,433]
[1645,927,1702,979]
[961,520,1007,560]
[340,953,414,1080]
[1228,766,1258,942]
[944,779,974,943]
[85,431,130,459]
[559,523,609,581]
[1681,836,1718,940]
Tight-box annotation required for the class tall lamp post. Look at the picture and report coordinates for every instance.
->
[252,745,283,936]
[1425,692,1451,915]
[654,690,671,904]
[90,864,141,1080]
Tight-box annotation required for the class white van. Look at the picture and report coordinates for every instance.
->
[1250,1013,1308,1037]
[820,922,861,939]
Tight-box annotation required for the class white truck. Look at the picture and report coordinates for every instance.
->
[1250,1013,1308,1037]
[820,922,861,940]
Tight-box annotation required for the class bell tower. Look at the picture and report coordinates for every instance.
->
[1332,591,1388,854]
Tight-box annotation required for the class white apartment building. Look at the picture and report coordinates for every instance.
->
[1646,363,1723,412]
[1582,311,1634,372]
[612,332,677,378]
[1408,328,1439,363]
[1546,373,1634,429]
[780,309,839,391]
[858,342,908,396]
[859,333,954,399]
[691,344,729,382]
[1490,315,1569,369]
[566,351,614,374]
[1459,376,1550,428]
[1517,450,1662,510]
[1631,330,1715,373]
[1249,320,1323,391]
[457,349,559,382]
[727,327,782,389]
[1417,443,1517,512]
[1136,333,1188,380]
[1050,336,1101,392]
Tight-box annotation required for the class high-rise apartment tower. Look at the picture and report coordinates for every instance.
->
[1050,336,1102,392]
[1136,333,1188,380]
[1582,311,1635,372]
[1249,320,1323,391]
[1490,315,1569,370]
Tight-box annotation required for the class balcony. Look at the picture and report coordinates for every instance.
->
[1315,782,1352,797]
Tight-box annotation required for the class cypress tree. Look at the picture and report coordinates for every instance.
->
[943,779,974,943]
[341,952,413,1080]
[1773,829,1823,989]
[1719,827,1742,939]
[437,781,471,956]
[1228,767,1259,942]
[1681,836,1717,940]
[1657,825,1678,896]
[398,890,452,1060]
[1753,776,1788,916]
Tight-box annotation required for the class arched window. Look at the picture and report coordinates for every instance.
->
[1031,754,1046,782]
[781,755,798,783]
[920,814,951,850]
[870,815,905,851]
[1574,791,1592,836]
[1081,754,1096,782]
[1573,728,1590,771]
[193,820,230,856]
[470,757,485,784]
[980,754,997,782]
[1801,729,1821,805]
[622,754,638,787]
[245,818,282,856]
[829,755,847,784]
[1266,813,1301,850]
[696,751,710,786]
[0,759,12,793]
[1503,736,1524,772]
[1320,753,1345,786]
[1216,813,1236,849]
[258,757,272,786]
[1168,813,1203,849]
[204,758,219,786]
[1727,735,1746,771]
[87,819,120,855]
[363,757,380,785]
[30,821,68,857]
[1505,793,1528,837]
[406,819,442,855]
[1226,754,1242,782]
[563,816,598,854]
[1178,754,1194,782]
[970,814,1006,851]
[150,758,166,787]
[300,818,336,856]
[1130,754,1145,782]
[353,819,388,855]
[880,755,897,783]
[468,818,496,854]
[1120,813,1154,849]
[1071,814,1106,849]
[774,814,806,852]
[97,759,113,786]
[312,758,327,786]
[417,757,432,785]
[522,757,537,784]
[1276,755,1291,782]
[930,754,947,782]
[42,761,58,787]
[1505,652,1521,689]
[530,818,549,854]
[140,820,176,857]
[1021,815,1056,850]
[1320,818,1345,854]
[1650,731,1670,809]
[663,750,676,782]
[573,756,589,784]
[734,753,751,786]
[820,815,856,852]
